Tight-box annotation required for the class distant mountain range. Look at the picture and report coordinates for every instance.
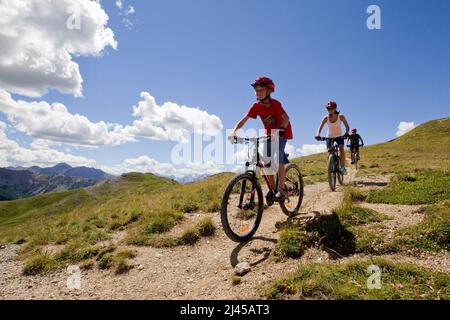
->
[0,163,114,200]
[166,173,211,184]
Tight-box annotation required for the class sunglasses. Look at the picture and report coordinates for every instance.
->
[326,107,336,110]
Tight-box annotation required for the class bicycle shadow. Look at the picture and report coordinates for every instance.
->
[274,211,357,260]
[229,236,278,268]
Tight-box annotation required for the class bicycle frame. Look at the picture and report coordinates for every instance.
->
[233,136,281,206]
[319,136,343,170]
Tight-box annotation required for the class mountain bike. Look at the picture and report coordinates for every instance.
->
[317,137,344,191]
[220,136,304,242]
[347,144,363,169]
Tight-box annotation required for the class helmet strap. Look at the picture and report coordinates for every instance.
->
[258,92,271,103]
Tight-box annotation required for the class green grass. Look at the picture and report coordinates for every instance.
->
[389,200,450,252]
[265,258,450,300]
[275,187,389,258]
[143,212,184,235]
[352,227,386,254]
[0,171,230,272]
[22,244,138,275]
[275,229,315,258]
[22,252,57,276]
[367,170,450,205]
[179,216,216,246]
[336,188,389,226]
[125,216,216,247]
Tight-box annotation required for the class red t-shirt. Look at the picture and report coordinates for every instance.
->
[246,98,293,139]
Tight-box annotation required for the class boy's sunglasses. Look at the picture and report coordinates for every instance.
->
[326,107,336,110]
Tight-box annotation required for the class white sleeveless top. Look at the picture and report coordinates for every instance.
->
[327,115,343,138]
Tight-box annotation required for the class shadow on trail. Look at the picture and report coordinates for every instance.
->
[275,211,357,260]
[230,236,277,268]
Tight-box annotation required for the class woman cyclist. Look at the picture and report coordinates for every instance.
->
[315,101,350,174]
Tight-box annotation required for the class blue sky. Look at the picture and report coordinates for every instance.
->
[1,0,449,177]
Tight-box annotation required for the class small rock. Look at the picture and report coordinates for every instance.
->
[0,244,6,249]
[234,262,251,276]
[137,264,144,271]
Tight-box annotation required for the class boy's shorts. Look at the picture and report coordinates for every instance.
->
[262,137,290,166]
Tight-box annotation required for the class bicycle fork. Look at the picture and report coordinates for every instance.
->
[237,178,256,210]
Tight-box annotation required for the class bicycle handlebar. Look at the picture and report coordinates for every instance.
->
[231,135,273,144]
[315,136,341,141]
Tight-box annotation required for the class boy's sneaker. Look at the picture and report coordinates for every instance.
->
[339,167,348,175]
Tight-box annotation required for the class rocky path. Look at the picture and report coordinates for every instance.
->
[0,168,448,300]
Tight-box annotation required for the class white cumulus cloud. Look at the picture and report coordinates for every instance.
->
[396,121,417,137]
[0,90,223,146]
[0,89,135,147]
[0,121,96,168]
[102,156,225,181]
[296,143,327,156]
[126,92,223,143]
[0,0,117,98]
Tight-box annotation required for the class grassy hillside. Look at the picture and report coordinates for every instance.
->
[0,173,177,244]
[292,117,450,184]
[0,118,448,276]
[0,171,233,273]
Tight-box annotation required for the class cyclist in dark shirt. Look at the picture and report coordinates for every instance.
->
[347,128,364,164]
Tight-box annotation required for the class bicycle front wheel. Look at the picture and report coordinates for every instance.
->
[220,173,264,242]
[280,163,304,216]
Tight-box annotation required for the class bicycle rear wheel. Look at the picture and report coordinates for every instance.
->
[220,173,264,242]
[328,154,337,191]
[279,163,304,216]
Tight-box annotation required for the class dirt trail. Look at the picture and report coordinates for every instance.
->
[0,168,448,300]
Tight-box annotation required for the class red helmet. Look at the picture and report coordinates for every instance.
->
[352,128,357,133]
[251,76,275,92]
[326,101,337,108]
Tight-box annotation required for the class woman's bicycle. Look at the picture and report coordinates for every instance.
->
[317,137,344,191]
[220,136,304,242]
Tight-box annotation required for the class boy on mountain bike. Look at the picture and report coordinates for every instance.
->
[347,128,364,164]
[228,76,293,199]
[315,101,350,174]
